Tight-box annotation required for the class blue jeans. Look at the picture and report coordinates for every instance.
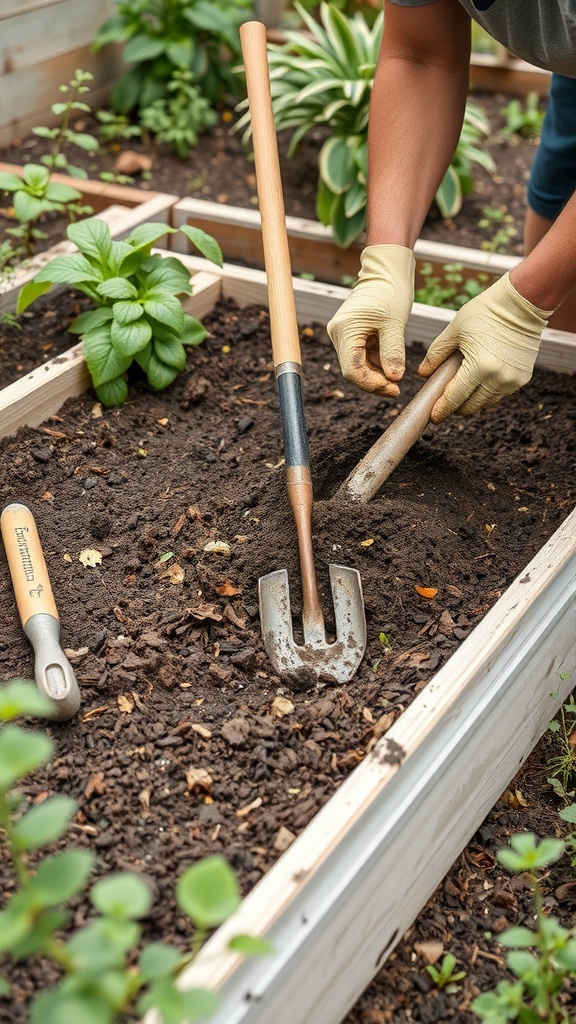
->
[527,73,576,220]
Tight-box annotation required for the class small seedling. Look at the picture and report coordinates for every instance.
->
[32,69,100,179]
[547,691,576,801]
[0,680,271,1022]
[499,92,544,141]
[479,205,518,254]
[426,953,466,993]
[140,69,217,158]
[472,833,576,1024]
[96,109,142,145]
[415,262,490,310]
[17,218,223,406]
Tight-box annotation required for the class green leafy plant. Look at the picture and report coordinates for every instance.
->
[93,0,251,117]
[17,219,222,407]
[237,3,495,247]
[31,69,100,179]
[426,953,466,994]
[96,110,143,146]
[479,204,518,254]
[547,691,576,802]
[0,680,271,1022]
[499,93,544,141]
[0,70,98,267]
[472,833,576,1024]
[140,68,217,157]
[415,262,490,310]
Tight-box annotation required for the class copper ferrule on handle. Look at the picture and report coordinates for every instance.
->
[286,466,325,639]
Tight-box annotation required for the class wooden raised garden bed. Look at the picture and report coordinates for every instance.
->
[0,253,574,1022]
[0,0,122,147]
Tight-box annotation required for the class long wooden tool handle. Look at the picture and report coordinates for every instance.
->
[240,20,302,370]
[1,503,59,626]
[241,21,324,635]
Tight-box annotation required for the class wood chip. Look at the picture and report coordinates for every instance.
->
[84,771,106,799]
[273,825,296,852]
[191,723,212,740]
[271,695,295,718]
[185,767,214,793]
[236,796,262,818]
[414,940,444,965]
[117,694,134,714]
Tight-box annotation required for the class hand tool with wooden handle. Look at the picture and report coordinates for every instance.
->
[240,20,366,683]
[1,503,81,720]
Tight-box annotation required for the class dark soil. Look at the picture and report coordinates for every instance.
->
[0,287,575,1022]
[1,87,575,1024]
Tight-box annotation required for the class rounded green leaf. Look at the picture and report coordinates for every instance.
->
[179,226,223,267]
[0,680,53,721]
[181,316,208,347]
[91,872,152,920]
[28,850,94,908]
[67,918,139,972]
[30,990,113,1024]
[176,855,240,929]
[435,166,462,219]
[0,171,25,191]
[112,300,144,325]
[34,252,101,285]
[13,795,76,851]
[319,136,356,196]
[44,182,82,205]
[95,377,128,408]
[14,192,51,222]
[138,978,219,1023]
[84,326,132,386]
[228,934,273,956]
[69,307,113,336]
[126,223,175,251]
[67,219,113,262]
[143,294,184,332]
[110,316,152,356]
[97,277,138,300]
[0,907,33,953]
[153,337,186,371]
[145,354,179,391]
[0,725,53,787]
[138,942,182,981]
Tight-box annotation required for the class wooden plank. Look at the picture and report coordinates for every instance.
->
[148,505,576,1024]
[0,0,115,72]
[0,44,122,146]
[177,255,576,377]
[0,270,223,438]
[172,198,516,288]
[0,163,176,212]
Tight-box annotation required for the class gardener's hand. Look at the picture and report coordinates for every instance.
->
[418,273,553,421]
[327,244,415,396]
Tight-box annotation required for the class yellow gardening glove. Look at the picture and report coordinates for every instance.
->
[327,244,415,396]
[418,273,553,422]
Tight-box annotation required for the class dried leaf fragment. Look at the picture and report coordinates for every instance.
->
[236,796,263,818]
[117,694,134,714]
[79,548,102,567]
[271,695,295,718]
[359,538,374,547]
[415,585,438,599]
[203,540,231,556]
[185,767,214,793]
[216,579,241,597]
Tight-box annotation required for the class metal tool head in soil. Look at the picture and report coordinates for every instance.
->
[259,563,366,682]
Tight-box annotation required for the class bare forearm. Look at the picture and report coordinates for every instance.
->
[510,191,576,310]
[367,57,469,247]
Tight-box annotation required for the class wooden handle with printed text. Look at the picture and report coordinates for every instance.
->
[1,504,59,626]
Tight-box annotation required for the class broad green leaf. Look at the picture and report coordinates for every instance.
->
[44,182,82,205]
[435,166,462,218]
[0,680,52,721]
[506,950,539,979]
[559,803,576,824]
[228,934,273,956]
[138,942,182,981]
[69,307,113,335]
[555,939,576,971]
[34,252,101,285]
[28,850,94,908]
[319,135,356,196]
[143,294,184,332]
[97,277,138,300]
[13,795,76,851]
[67,918,139,971]
[181,315,207,347]
[96,377,128,408]
[153,337,186,371]
[111,67,147,116]
[22,164,50,190]
[67,219,113,262]
[91,872,152,920]
[14,192,52,222]
[30,990,113,1024]
[134,342,152,372]
[138,978,219,1024]
[126,223,175,251]
[84,326,132,386]
[0,171,25,191]
[145,353,178,391]
[69,133,99,152]
[316,179,338,227]
[179,226,223,267]
[498,926,536,948]
[176,855,240,929]
[107,239,136,274]
[124,32,166,63]
[0,905,33,952]
[17,276,52,313]
[113,300,144,325]
[330,196,365,248]
[111,316,152,356]
[140,256,192,294]
[0,725,53,787]
[166,38,194,67]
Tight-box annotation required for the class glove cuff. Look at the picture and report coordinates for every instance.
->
[503,273,555,322]
[359,244,415,283]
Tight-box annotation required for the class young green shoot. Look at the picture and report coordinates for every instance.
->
[426,953,466,994]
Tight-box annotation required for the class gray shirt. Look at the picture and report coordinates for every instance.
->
[388,0,576,76]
